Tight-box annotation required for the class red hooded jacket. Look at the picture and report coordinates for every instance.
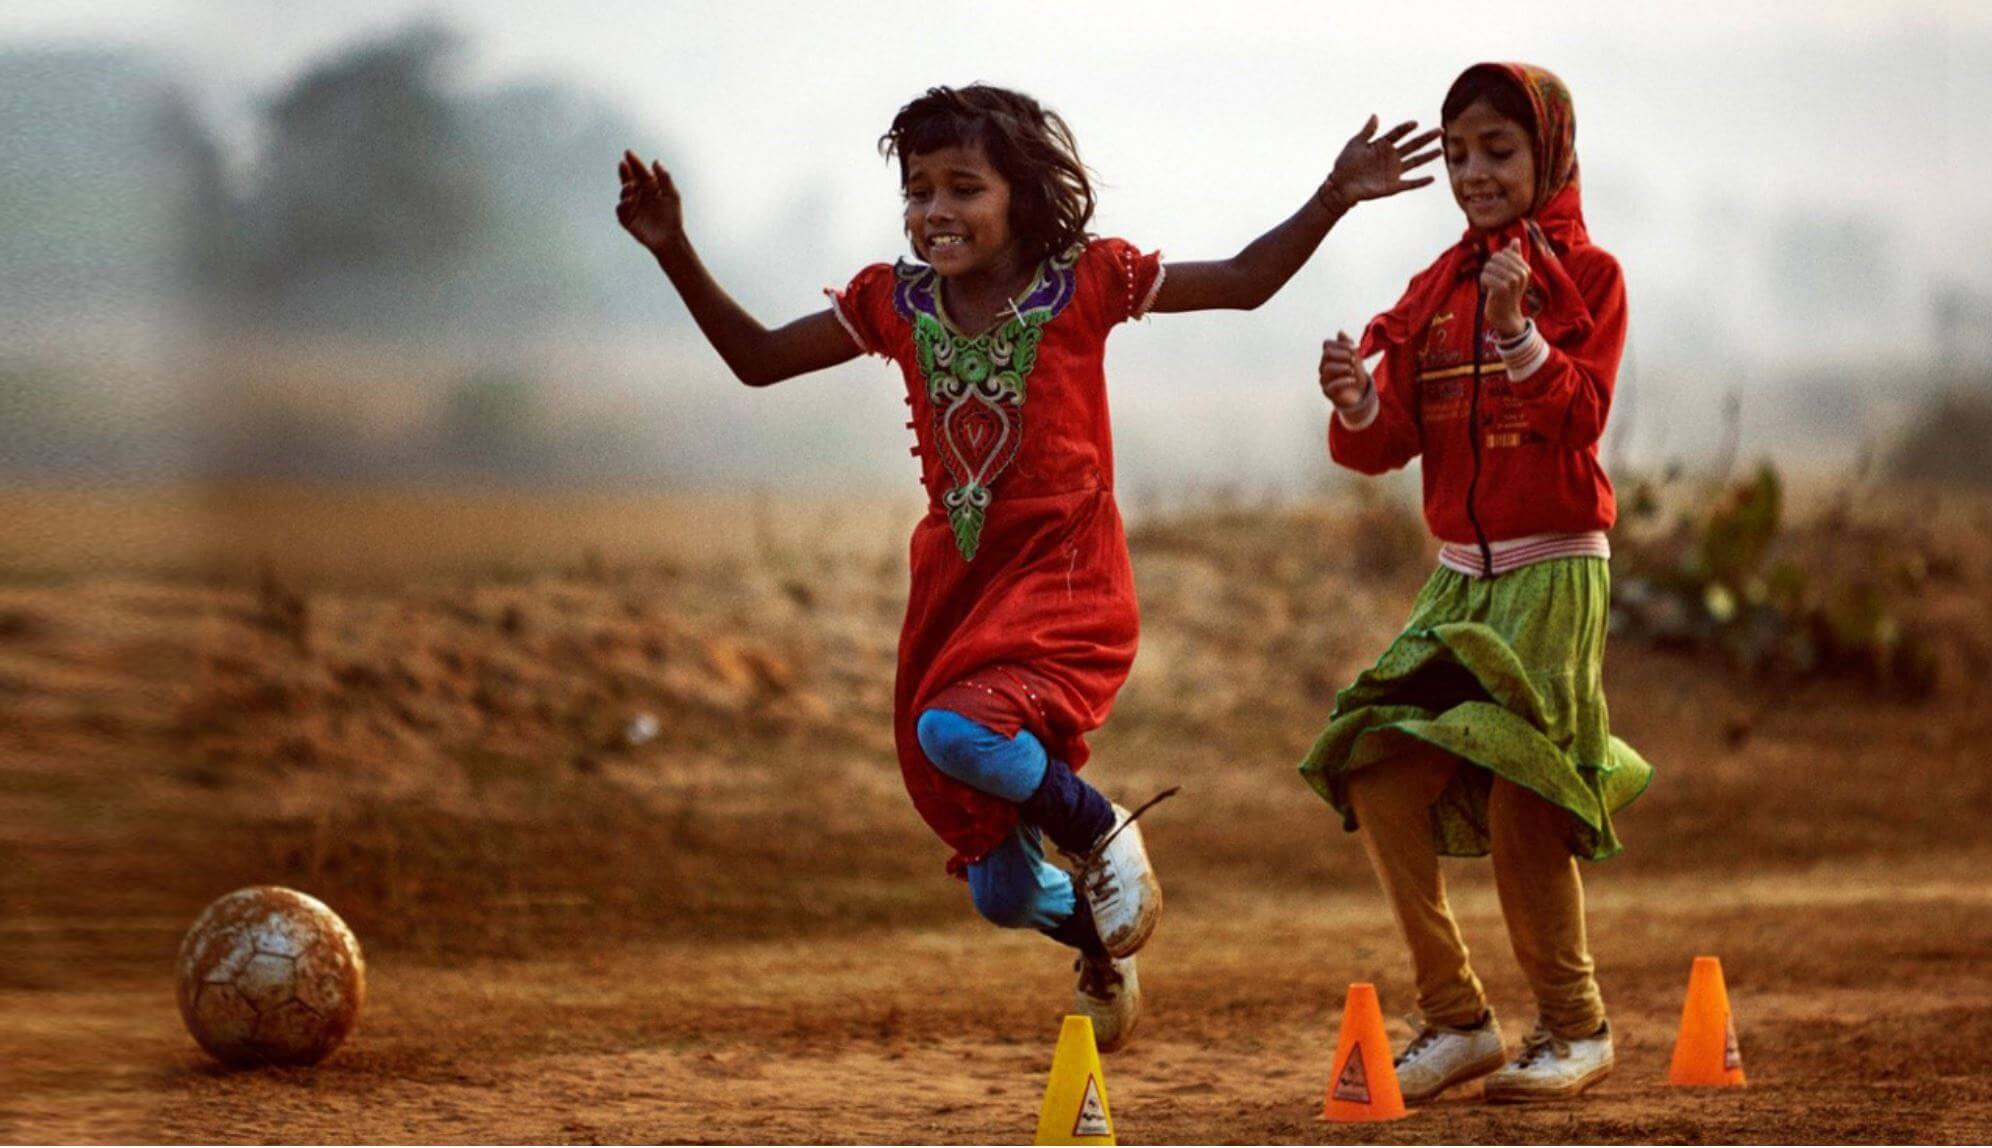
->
[1330,64,1626,569]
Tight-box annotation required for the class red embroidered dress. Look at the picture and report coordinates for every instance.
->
[830,238,1164,873]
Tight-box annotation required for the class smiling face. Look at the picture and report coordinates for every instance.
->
[902,141,1021,281]
[1444,97,1537,231]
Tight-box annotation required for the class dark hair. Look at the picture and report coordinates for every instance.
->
[1442,66,1535,138]
[880,85,1095,265]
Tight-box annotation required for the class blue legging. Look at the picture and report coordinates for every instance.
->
[915,708,1076,932]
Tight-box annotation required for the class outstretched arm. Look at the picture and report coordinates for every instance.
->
[1147,117,1440,314]
[618,151,859,387]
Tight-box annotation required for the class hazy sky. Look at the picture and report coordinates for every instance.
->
[14,1,1987,312]
[7,1,1990,486]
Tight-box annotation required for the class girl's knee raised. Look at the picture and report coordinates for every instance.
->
[914,709,991,780]
[916,708,1050,804]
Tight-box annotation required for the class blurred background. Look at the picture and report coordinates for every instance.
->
[4,0,1990,515]
[7,8,1992,1139]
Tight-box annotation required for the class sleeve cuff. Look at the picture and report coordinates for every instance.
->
[823,288,871,355]
[1335,384,1381,431]
[1499,320,1551,382]
[1131,258,1167,320]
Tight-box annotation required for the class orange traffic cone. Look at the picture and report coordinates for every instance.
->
[1321,983,1409,1122]
[1668,956,1746,1086]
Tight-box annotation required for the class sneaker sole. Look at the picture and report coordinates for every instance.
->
[1094,1006,1138,1053]
[1483,1059,1615,1104]
[1399,1046,1511,1105]
[1080,977,1141,1053]
[1095,811,1164,958]
[1100,868,1162,959]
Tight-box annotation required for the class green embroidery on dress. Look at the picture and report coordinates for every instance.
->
[914,311,1045,560]
[897,245,1081,561]
[911,292,1053,561]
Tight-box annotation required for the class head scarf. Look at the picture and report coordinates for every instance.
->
[1362,62,1594,357]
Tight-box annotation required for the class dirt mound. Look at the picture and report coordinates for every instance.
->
[5,489,1991,1141]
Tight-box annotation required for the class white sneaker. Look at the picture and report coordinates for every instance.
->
[1075,952,1140,1053]
[1394,1013,1509,1103]
[1066,803,1163,959]
[1483,1021,1616,1103]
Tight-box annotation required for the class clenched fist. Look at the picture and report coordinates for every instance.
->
[1481,238,1531,339]
[1319,331,1372,412]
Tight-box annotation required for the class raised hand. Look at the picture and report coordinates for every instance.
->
[617,149,685,253]
[1322,116,1442,210]
[1319,331,1372,411]
[1480,238,1531,338]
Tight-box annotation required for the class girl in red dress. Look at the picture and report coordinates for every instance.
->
[618,84,1437,1050]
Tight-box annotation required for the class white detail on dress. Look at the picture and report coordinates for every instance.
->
[823,287,871,355]
[1131,256,1166,321]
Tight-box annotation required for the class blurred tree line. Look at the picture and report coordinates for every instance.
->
[1,24,704,481]
[194,24,672,336]
[2,24,674,340]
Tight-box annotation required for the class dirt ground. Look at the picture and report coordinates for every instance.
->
[4,486,1990,1144]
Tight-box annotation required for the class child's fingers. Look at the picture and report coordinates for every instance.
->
[1355,113,1379,141]
[1397,175,1437,190]
[1401,126,1442,153]
[1481,258,1528,300]
[1402,146,1442,171]
[1377,119,1419,145]
[652,161,675,193]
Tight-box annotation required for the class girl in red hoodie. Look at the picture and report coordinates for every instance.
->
[1302,63,1653,1105]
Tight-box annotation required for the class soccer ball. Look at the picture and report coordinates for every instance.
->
[175,886,366,1067]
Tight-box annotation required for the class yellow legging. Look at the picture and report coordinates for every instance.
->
[1346,745,1606,1040]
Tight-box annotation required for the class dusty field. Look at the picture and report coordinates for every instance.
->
[3,486,1990,1143]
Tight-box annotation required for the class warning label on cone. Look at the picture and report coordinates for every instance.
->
[1072,1076,1109,1138]
[1723,1014,1742,1071]
[1331,1043,1372,1104]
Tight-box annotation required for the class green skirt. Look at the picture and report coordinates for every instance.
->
[1298,557,1652,860]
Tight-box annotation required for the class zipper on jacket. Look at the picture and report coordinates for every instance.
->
[1466,283,1494,577]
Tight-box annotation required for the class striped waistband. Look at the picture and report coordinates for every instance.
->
[1436,531,1611,578]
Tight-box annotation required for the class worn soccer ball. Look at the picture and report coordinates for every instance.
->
[175,886,366,1067]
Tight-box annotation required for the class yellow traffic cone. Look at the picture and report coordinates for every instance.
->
[1035,1015,1115,1146]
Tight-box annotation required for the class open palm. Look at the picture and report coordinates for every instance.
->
[617,149,685,252]
[1330,116,1442,204]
